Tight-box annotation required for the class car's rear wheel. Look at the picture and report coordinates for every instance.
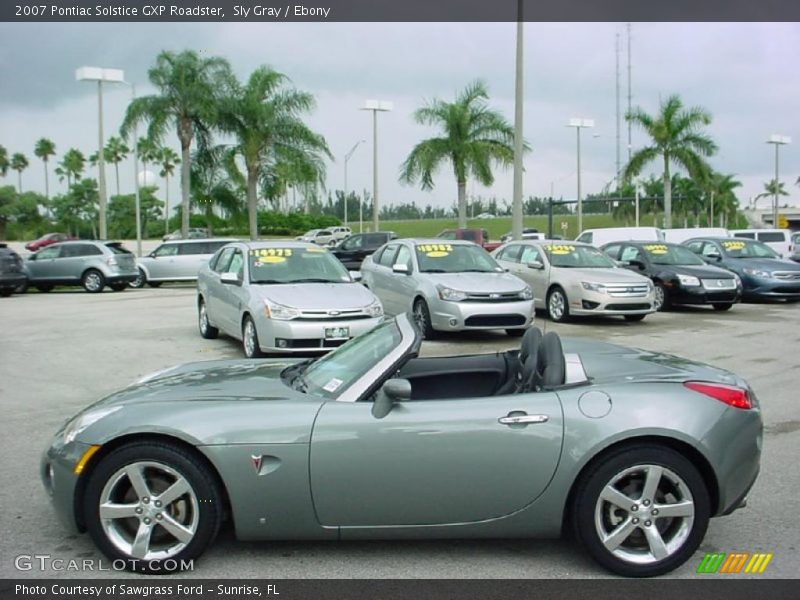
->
[82,269,105,293]
[547,287,569,322]
[36,285,53,293]
[148,282,163,288]
[712,303,733,311]
[653,283,670,311]
[572,444,710,577]
[110,283,127,292]
[242,316,264,358]
[15,280,29,294]
[506,328,525,337]
[130,268,146,289]
[0,288,12,297]
[412,298,436,339]
[624,314,647,322]
[198,299,219,339]
[84,441,223,574]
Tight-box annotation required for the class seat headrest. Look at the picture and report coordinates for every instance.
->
[541,332,566,387]
[520,326,543,365]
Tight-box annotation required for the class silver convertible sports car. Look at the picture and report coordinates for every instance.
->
[42,314,761,577]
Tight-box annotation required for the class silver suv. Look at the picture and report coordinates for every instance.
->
[25,241,138,293]
[132,238,237,288]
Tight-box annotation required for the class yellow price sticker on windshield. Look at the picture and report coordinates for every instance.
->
[256,256,286,265]
[644,244,668,254]
[543,244,575,255]
[722,241,746,251]
[417,243,452,257]
[251,248,293,258]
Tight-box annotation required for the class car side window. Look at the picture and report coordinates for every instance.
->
[154,244,179,257]
[227,250,245,277]
[685,241,703,254]
[179,243,206,255]
[519,245,542,264]
[604,244,622,259]
[497,244,522,263]
[701,242,720,257]
[576,232,592,244]
[213,247,235,273]
[377,245,399,267]
[394,245,412,270]
[343,235,363,250]
[438,231,457,240]
[619,246,641,262]
[734,232,756,240]
[37,246,61,260]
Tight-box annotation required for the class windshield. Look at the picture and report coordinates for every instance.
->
[249,247,351,283]
[300,319,402,399]
[641,244,705,265]
[719,239,779,259]
[543,244,616,268]
[416,243,501,273]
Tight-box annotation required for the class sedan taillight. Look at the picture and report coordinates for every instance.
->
[684,381,752,409]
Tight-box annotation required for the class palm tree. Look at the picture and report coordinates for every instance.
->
[34,138,56,199]
[754,179,789,212]
[104,136,129,196]
[136,137,161,188]
[121,50,233,238]
[55,149,86,189]
[191,148,243,234]
[706,172,741,227]
[400,80,519,228]
[159,147,180,233]
[0,145,9,178]
[10,153,29,192]
[216,66,331,240]
[623,94,718,229]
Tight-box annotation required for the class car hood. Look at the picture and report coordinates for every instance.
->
[725,257,800,272]
[652,264,735,278]
[554,267,649,284]
[563,338,746,387]
[248,282,377,309]
[420,271,527,293]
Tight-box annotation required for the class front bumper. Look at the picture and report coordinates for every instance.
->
[428,297,535,331]
[41,437,91,534]
[254,314,383,352]
[741,276,800,300]
[0,273,27,289]
[669,285,741,306]
[554,285,654,316]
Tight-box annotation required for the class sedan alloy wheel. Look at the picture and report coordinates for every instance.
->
[547,287,569,322]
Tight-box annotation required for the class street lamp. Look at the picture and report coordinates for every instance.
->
[567,118,595,234]
[766,134,791,228]
[343,140,365,228]
[511,0,524,241]
[76,66,125,240]
[362,100,392,232]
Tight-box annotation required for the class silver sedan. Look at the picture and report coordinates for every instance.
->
[360,238,534,337]
[197,241,384,357]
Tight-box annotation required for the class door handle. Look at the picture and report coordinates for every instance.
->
[498,413,549,425]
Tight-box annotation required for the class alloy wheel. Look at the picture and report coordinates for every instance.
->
[244,319,258,357]
[548,290,565,321]
[85,272,102,292]
[654,286,665,311]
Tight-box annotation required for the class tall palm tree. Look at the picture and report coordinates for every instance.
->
[0,145,9,178]
[754,179,789,213]
[104,136,129,196]
[191,148,243,234]
[136,137,161,188]
[623,94,718,228]
[55,148,86,189]
[10,153,29,193]
[216,66,331,240]
[34,138,56,199]
[159,147,180,233]
[707,172,741,227]
[121,50,233,238]
[400,80,519,228]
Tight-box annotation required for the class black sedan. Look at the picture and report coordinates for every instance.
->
[0,243,28,297]
[602,241,740,311]
[330,231,396,270]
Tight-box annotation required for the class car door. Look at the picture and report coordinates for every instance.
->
[174,241,210,280]
[516,245,548,306]
[216,248,248,335]
[147,243,179,280]
[383,244,416,313]
[26,245,62,281]
[367,244,400,313]
[205,246,236,333]
[494,243,524,277]
[335,234,364,268]
[309,391,563,527]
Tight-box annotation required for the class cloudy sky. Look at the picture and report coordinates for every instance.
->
[0,21,798,211]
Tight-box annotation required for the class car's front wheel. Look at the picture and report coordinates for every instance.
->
[242,316,264,358]
[712,303,733,311]
[412,298,436,339]
[547,287,569,322]
[130,268,146,289]
[82,269,105,293]
[198,299,219,339]
[653,283,670,311]
[624,314,647,322]
[572,444,710,577]
[84,441,223,573]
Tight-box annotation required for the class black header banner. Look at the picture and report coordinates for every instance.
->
[2,0,800,23]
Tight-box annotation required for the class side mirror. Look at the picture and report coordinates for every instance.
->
[527,260,544,270]
[349,271,362,282]
[392,264,410,275]
[220,272,241,285]
[149,252,157,258]
[707,252,721,261]
[629,259,646,270]
[372,378,412,419]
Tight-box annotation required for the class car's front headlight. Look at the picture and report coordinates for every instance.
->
[733,274,743,287]
[437,285,468,302]
[677,274,701,287]
[520,286,533,300]
[581,281,607,293]
[264,299,301,320]
[743,267,772,278]
[365,300,383,317]
[63,406,122,444]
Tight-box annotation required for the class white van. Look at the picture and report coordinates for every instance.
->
[575,227,664,246]
[731,229,793,258]
[663,228,730,244]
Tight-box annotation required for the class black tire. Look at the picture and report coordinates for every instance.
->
[109,283,128,292]
[572,444,710,577]
[148,282,163,288]
[242,315,264,358]
[15,280,29,294]
[198,298,219,340]
[82,269,105,293]
[712,303,733,311]
[506,328,526,337]
[0,288,12,297]
[129,268,147,289]
[653,282,670,311]
[412,298,436,339]
[547,286,570,322]
[36,285,53,293]
[624,314,647,322]
[84,441,223,574]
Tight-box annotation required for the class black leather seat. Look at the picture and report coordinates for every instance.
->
[495,327,543,395]
[520,330,565,392]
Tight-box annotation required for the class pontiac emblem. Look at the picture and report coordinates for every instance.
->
[251,455,263,474]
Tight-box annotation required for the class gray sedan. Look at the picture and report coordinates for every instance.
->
[361,238,534,337]
[197,241,383,357]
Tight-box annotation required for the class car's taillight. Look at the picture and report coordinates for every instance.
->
[684,381,752,409]
[107,256,118,266]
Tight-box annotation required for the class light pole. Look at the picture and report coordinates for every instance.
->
[120,81,143,257]
[567,118,595,233]
[766,134,791,228]
[511,0,524,240]
[76,66,125,240]
[343,140,365,227]
[362,100,392,232]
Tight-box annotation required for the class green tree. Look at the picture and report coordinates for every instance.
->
[623,94,717,228]
[706,172,742,227]
[216,66,331,239]
[0,185,17,239]
[34,138,56,199]
[55,148,86,189]
[104,136,130,196]
[52,179,98,237]
[10,153,29,193]
[400,80,519,229]
[190,148,243,235]
[0,145,9,178]
[136,137,161,187]
[158,147,180,234]
[121,50,233,238]
[756,179,789,204]
[108,188,164,239]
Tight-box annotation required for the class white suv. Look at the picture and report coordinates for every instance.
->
[731,229,793,258]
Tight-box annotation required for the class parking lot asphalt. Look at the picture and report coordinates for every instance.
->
[0,287,798,579]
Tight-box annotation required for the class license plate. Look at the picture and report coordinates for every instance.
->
[325,326,350,339]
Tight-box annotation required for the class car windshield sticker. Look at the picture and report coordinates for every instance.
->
[417,243,453,258]
[543,244,576,255]
[251,248,292,265]
[722,241,746,251]
[644,244,668,254]
[306,247,327,253]
[322,378,343,393]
